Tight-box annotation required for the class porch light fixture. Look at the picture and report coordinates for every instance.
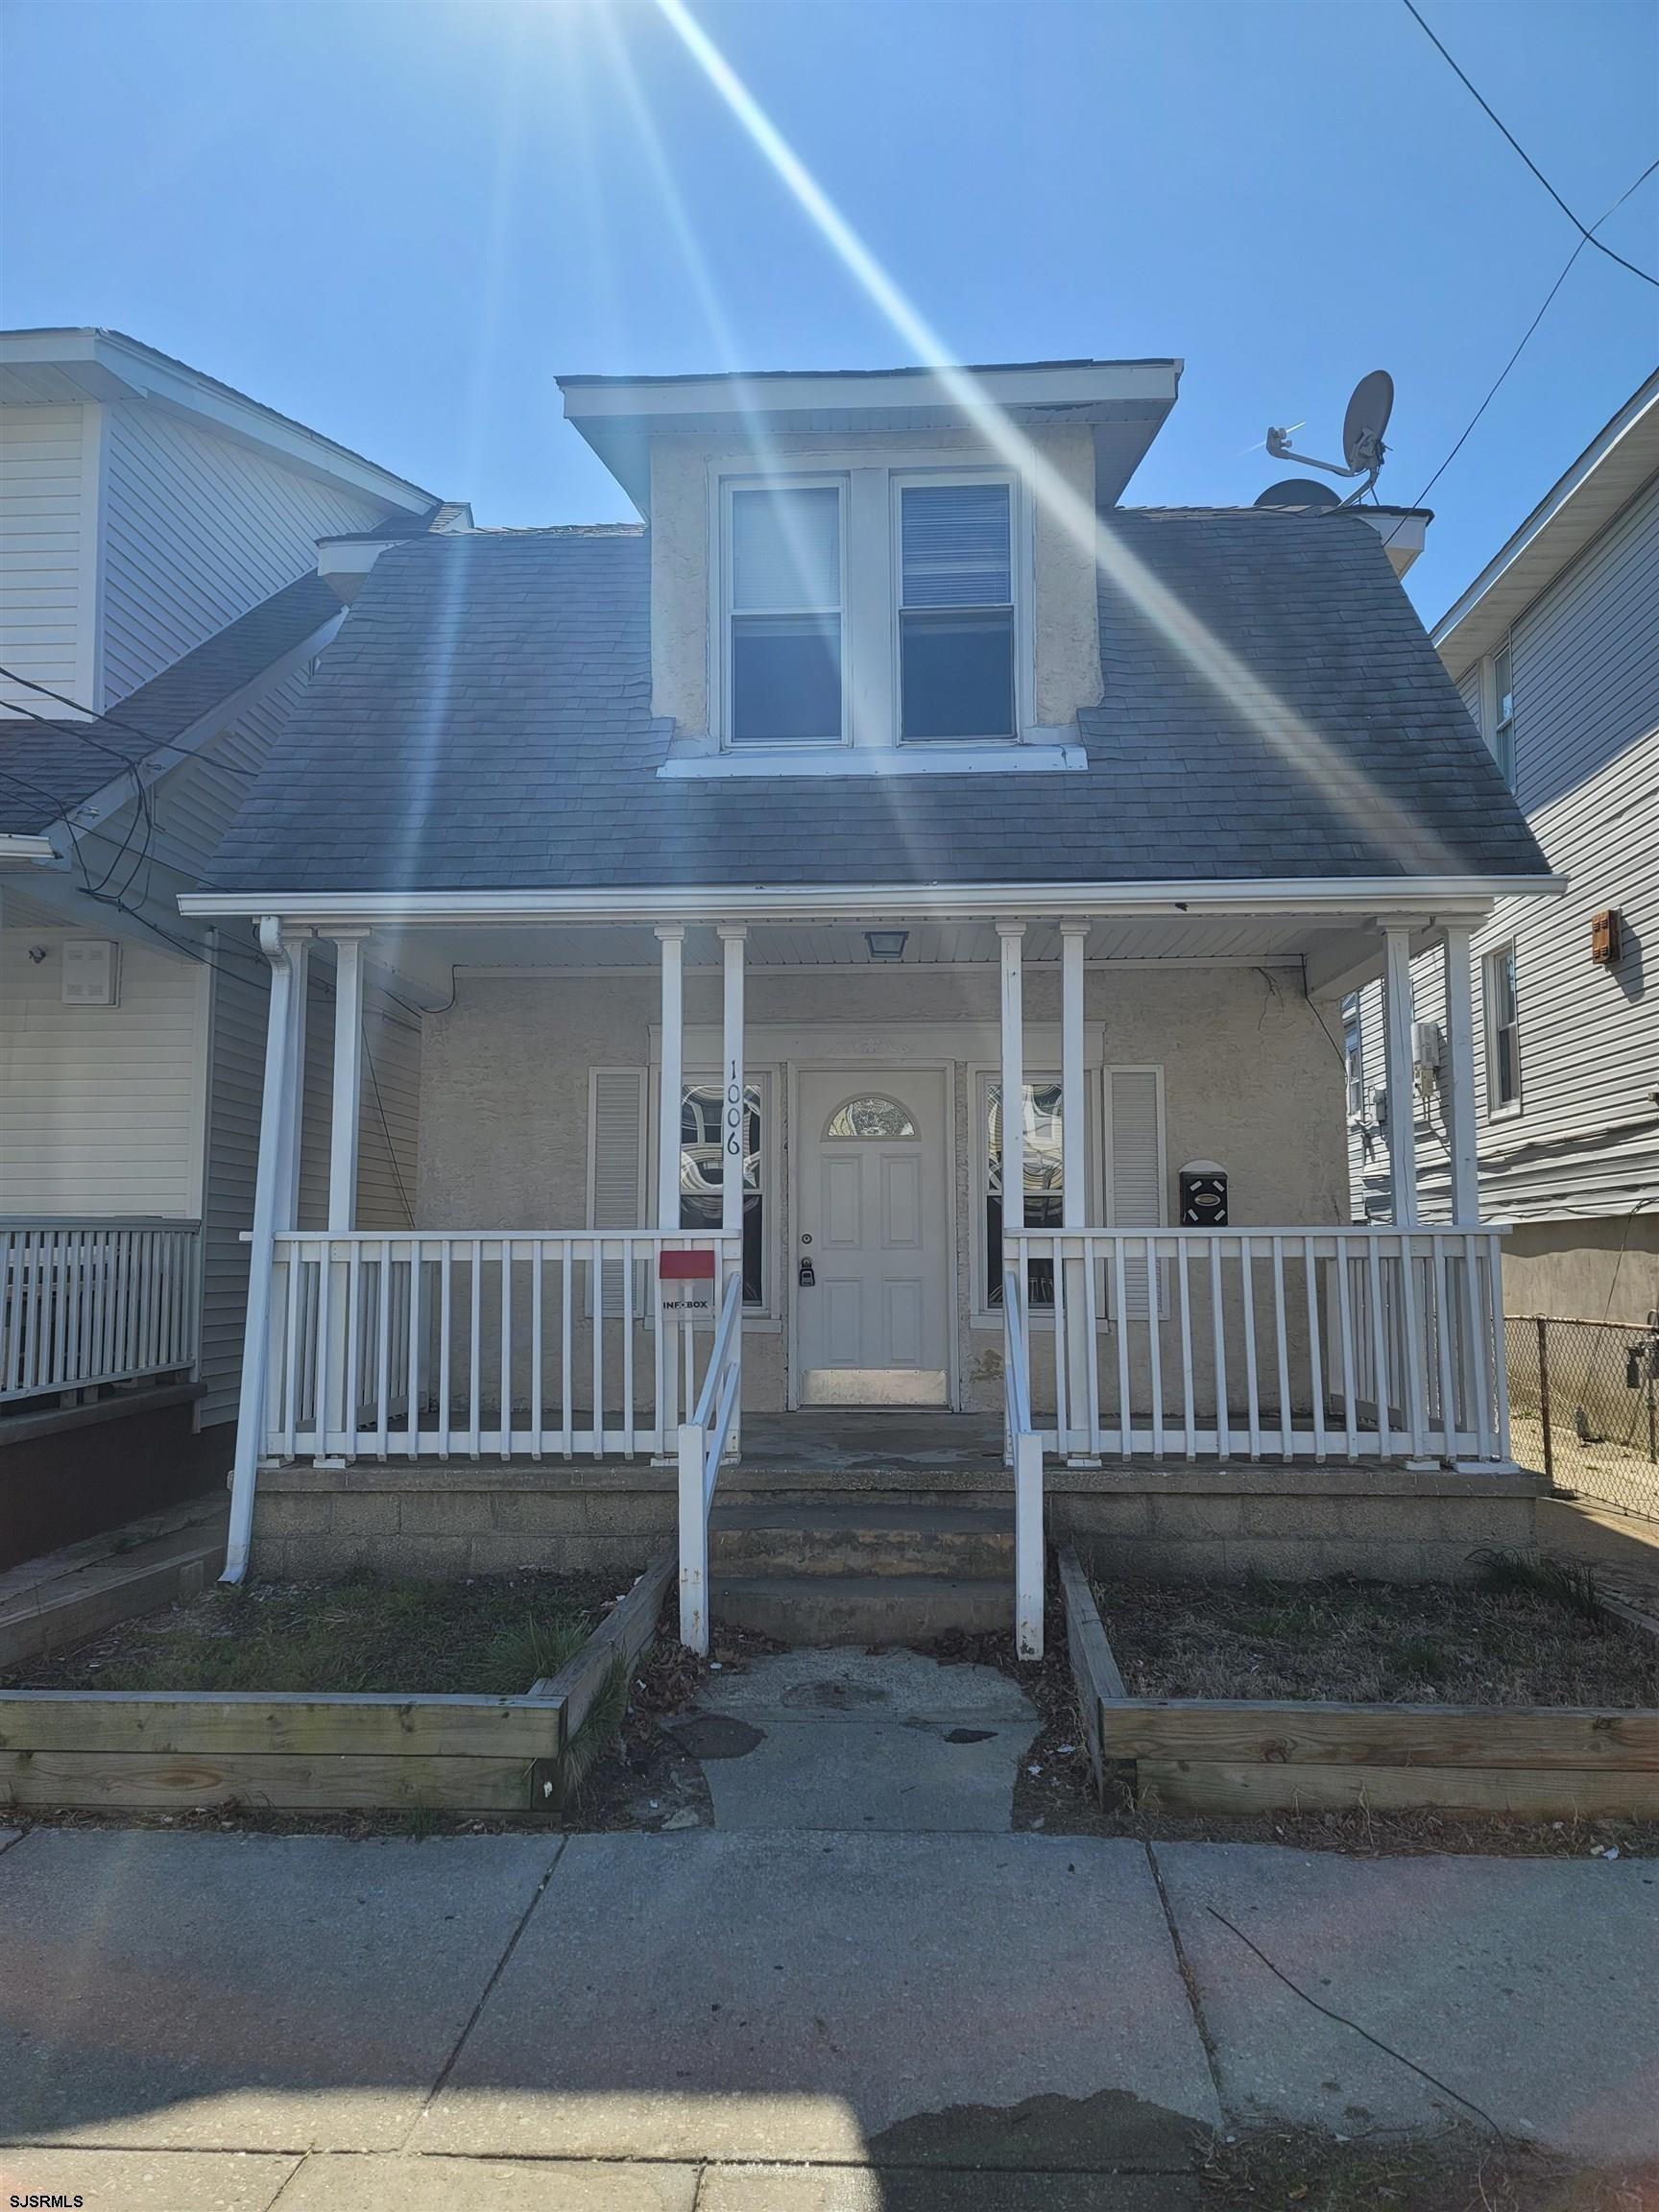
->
[865,929,908,962]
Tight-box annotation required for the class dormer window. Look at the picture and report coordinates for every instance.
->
[712,462,1031,759]
[727,482,843,745]
[899,477,1015,741]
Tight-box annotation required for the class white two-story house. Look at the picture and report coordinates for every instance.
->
[180,357,1559,1654]
[0,328,451,1565]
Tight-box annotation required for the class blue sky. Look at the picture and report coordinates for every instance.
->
[2,0,1654,618]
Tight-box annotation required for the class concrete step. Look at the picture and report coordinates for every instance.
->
[710,1499,1014,1580]
[713,1573,1012,1647]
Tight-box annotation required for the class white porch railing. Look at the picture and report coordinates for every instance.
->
[1003,1266,1046,1660]
[1004,1224,1511,1465]
[262,1230,742,1463]
[1,1219,200,1406]
[677,1268,746,1654]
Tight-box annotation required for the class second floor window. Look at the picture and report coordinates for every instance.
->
[728,483,842,745]
[899,479,1015,740]
[1489,640,1516,788]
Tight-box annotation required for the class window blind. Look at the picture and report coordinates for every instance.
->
[901,482,1011,609]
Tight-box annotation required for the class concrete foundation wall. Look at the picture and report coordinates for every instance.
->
[1502,1216,1659,1327]
[251,1461,1540,1586]
[412,960,1348,1417]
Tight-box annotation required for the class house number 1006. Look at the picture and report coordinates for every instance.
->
[726,1066,743,1157]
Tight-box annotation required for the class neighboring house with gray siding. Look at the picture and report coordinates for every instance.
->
[0,328,444,1564]
[1347,371,1659,1327]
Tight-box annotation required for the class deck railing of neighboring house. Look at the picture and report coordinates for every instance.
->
[1003,1225,1511,1466]
[677,1267,746,1654]
[261,1230,744,1464]
[1,1219,201,1406]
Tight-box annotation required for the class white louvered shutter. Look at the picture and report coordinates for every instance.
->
[1107,1068,1165,1319]
[589,1070,646,1317]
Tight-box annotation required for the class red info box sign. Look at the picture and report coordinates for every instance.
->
[661,1248,716,1313]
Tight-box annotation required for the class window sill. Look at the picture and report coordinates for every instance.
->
[1487,1100,1524,1123]
[658,740,1087,781]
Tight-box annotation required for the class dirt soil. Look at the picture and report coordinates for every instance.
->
[1203,2124,1659,2211]
[0,1571,624,1695]
[1094,1571,1659,1709]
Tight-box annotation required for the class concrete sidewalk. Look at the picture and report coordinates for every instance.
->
[1,1821,1654,2207]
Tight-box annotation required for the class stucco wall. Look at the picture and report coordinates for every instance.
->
[414,961,1347,1416]
[648,422,1101,735]
[1502,1216,1659,1327]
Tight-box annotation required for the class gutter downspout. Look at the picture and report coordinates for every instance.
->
[223,917,296,1584]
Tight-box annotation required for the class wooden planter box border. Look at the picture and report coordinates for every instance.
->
[1056,1547,1659,1820]
[0,1551,674,1818]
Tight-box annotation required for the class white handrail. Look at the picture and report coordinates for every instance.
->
[1005,1223,1511,1467]
[1003,1264,1045,1660]
[679,1267,745,1655]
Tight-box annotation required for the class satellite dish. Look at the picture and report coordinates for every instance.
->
[1255,477,1340,512]
[1262,370,1393,504]
[1342,371,1394,473]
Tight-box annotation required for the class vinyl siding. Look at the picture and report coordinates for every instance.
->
[0,403,95,714]
[100,406,384,703]
[0,924,205,1215]
[1349,469,1659,1227]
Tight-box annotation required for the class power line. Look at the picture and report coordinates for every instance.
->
[1402,0,1659,290]
[0,661,266,797]
[1382,156,1659,548]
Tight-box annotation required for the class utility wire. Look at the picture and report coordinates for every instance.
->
[1402,0,1659,289]
[0,660,267,796]
[1382,156,1659,548]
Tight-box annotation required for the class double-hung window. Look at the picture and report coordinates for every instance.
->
[680,1078,766,1307]
[1489,641,1516,789]
[898,477,1016,741]
[726,483,843,745]
[1483,944,1521,1115]
[1341,994,1364,1121]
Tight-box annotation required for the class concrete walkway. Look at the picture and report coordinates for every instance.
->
[1,1821,1654,2207]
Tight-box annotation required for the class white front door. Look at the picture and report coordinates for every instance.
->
[795,1068,950,1407]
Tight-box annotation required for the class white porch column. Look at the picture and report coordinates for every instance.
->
[656,926,685,1439]
[718,926,746,1242]
[997,923,1025,1255]
[1060,920,1094,1461]
[224,920,300,1582]
[718,925,746,1462]
[272,933,310,1233]
[1382,924,1419,1228]
[326,931,367,1233]
[1442,926,1479,1226]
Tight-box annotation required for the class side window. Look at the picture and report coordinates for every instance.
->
[1483,944,1521,1114]
[899,478,1016,741]
[681,1079,765,1307]
[983,1075,1063,1307]
[1489,641,1516,790]
[726,484,843,746]
[1342,995,1364,1120]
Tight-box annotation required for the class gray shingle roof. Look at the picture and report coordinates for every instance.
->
[0,571,341,835]
[198,511,1551,894]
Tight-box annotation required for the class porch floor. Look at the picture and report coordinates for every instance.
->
[732,1409,1004,1476]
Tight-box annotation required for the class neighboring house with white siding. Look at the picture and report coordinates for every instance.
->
[0,328,446,1564]
[1347,371,1659,1327]
[179,356,1560,1653]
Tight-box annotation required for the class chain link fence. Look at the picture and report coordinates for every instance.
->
[1505,1313,1659,1522]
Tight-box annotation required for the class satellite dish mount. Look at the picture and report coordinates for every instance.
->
[1265,371,1394,506]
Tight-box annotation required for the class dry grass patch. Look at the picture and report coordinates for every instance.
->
[1094,1556,1659,1709]
[1,1571,625,1695]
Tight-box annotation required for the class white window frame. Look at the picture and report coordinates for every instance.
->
[1483,637,1517,790]
[970,1064,1098,1330]
[716,474,849,753]
[645,1063,782,1325]
[709,454,1034,756]
[890,466,1026,747]
[1341,994,1365,1122]
[1481,942,1523,1119]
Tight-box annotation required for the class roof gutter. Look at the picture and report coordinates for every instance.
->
[179,874,1568,929]
[0,834,59,863]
